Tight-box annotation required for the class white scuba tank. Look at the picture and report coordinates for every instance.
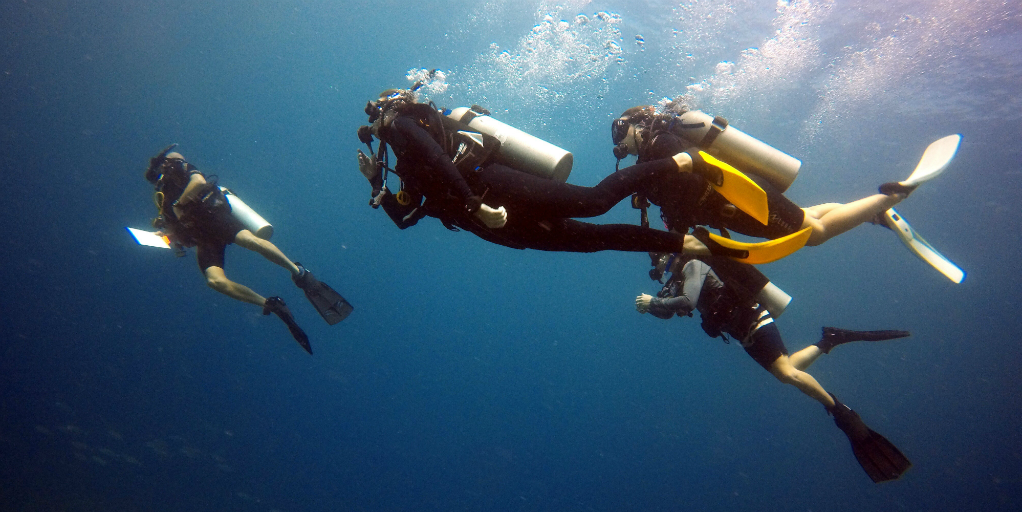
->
[674,110,801,192]
[445,107,573,182]
[220,187,273,240]
[756,281,792,318]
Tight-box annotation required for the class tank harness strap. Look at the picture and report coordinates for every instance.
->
[631,193,650,228]
[370,140,393,208]
[454,108,478,125]
[698,116,729,148]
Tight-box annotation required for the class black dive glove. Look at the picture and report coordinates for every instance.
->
[692,227,748,260]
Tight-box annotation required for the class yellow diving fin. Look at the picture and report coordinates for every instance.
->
[699,226,813,264]
[694,151,769,225]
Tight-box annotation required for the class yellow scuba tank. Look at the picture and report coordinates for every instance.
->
[674,110,800,192]
[445,107,573,182]
[219,187,274,240]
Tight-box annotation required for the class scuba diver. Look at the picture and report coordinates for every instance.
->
[610,104,926,246]
[353,86,807,262]
[635,253,913,483]
[143,144,352,353]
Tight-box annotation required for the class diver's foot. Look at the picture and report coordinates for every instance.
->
[815,327,911,354]
[292,262,316,290]
[867,211,893,231]
[878,181,917,198]
[263,296,288,316]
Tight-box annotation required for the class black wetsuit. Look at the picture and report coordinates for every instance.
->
[637,130,804,238]
[647,258,788,370]
[375,111,687,253]
[156,161,245,272]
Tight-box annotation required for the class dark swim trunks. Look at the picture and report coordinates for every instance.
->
[190,206,246,272]
[697,175,805,239]
[742,320,789,371]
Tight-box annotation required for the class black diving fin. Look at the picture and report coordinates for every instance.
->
[816,327,911,354]
[263,296,312,354]
[828,394,911,483]
[293,263,353,326]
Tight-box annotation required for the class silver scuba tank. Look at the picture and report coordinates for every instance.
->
[674,110,800,192]
[756,281,792,318]
[446,107,573,182]
[220,187,274,240]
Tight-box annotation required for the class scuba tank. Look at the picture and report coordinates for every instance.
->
[220,187,274,240]
[755,281,791,318]
[673,110,800,192]
[445,106,573,182]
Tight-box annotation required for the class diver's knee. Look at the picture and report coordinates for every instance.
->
[770,361,801,385]
[800,215,826,246]
[205,272,230,292]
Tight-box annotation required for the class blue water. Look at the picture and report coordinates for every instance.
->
[1,1,1020,510]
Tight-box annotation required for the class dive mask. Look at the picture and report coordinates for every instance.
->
[611,118,630,145]
[146,143,179,183]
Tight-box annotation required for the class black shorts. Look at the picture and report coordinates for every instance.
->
[190,207,246,272]
[698,176,805,239]
[742,320,789,371]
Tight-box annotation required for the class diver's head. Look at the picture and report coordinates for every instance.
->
[612,106,656,160]
[648,251,695,282]
[145,143,180,184]
[364,88,418,124]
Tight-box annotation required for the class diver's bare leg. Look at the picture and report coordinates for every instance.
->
[768,355,835,408]
[234,230,301,275]
[204,266,266,306]
[802,202,842,218]
[802,193,903,246]
[789,344,824,371]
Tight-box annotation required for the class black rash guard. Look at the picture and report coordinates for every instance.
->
[376,112,690,253]
[155,161,244,272]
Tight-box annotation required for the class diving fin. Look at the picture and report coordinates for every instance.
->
[263,296,312,354]
[293,263,354,325]
[816,327,911,354]
[828,394,911,483]
[901,135,961,187]
[690,150,769,225]
[695,226,812,265]
[880,209,964,283]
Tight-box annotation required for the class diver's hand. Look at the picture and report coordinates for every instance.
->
[636,294,653,314]
[671,151,693,173]
[675,149,723,186]
[681,234,712,256]
[357,149,380,182]
[475,204,507,228]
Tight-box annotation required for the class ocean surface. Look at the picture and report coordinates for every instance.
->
[0,1,1020,510]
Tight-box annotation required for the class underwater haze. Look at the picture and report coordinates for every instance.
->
[0,0,1020,510]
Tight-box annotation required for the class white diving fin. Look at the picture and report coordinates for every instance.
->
[880,209,964,283]
[901,134,961,187]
